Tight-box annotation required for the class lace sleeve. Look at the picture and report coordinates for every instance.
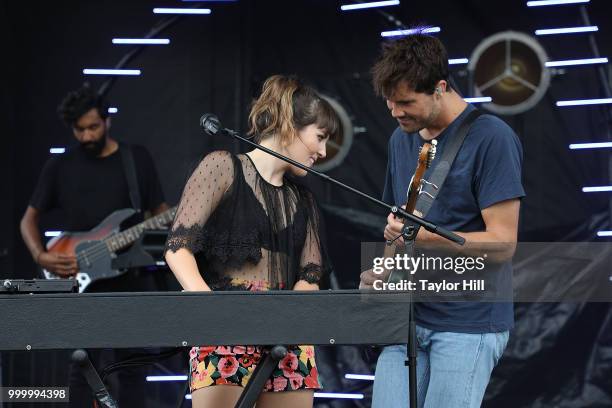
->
[297,194,324,285]
[165,151,234,254]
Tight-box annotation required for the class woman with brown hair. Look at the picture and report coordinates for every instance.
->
[164,75,341,408]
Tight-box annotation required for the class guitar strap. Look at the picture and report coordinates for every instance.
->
[119,143,142,212]
[415,108,482,218]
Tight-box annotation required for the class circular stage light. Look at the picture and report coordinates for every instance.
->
[468,31,550,115]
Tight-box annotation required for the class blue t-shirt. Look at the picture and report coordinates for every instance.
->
[382,104,525,333]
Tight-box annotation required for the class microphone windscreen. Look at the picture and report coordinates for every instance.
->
[200,113,221,135]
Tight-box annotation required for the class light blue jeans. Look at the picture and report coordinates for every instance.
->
[372,326,509,408]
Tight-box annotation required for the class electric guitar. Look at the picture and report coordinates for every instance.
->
[42,206,177,292]
[384,140,437,282]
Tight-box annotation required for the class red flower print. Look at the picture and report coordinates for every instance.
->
[287,372,304,390]
[247,346,256,354]
[264,379,273,391]
[273,376,288,392]
[198,346,216,360]
[304,367,319,388]
[215,346,233,355]
[232,346,246,354]
[218,356,239,378]
[240,355,254,368]
[279,353,298,377]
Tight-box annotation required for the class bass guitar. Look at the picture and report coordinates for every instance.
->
[43,206,177,292]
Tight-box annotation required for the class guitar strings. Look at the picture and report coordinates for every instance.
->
[74,218,169,269]
[66,210,177,280]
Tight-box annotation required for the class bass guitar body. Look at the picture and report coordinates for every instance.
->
[42,209,137,293]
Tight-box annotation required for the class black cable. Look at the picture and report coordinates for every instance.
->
[100,347,187,381]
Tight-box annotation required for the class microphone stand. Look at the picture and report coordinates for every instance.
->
[71,349,118,408]
[213,125,464,246]
[201,115,465,408]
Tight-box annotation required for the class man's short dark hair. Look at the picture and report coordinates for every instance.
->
[57,84,109,126]
[371,31,451,97]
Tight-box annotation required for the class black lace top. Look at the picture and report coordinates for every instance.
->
[165,150,324,290]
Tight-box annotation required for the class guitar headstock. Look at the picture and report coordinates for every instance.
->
[418,139,437,169]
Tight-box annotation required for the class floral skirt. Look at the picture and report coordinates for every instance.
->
[189,345,321,393]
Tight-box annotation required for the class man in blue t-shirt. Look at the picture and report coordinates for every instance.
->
[361,34,525,407]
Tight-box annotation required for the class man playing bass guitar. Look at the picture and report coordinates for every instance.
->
[20,84,169,281]
[19,84,169,407]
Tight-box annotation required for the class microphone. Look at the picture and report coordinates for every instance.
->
[200,113,222,136]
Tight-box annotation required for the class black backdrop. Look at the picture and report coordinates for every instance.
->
[2,0,612,407]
